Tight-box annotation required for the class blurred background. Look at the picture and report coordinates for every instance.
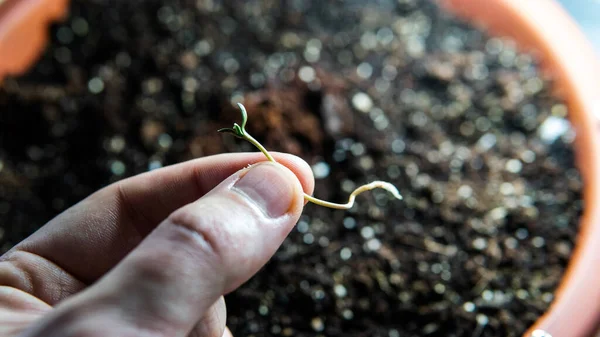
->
[0,0,597,336]
[558,0,600,53]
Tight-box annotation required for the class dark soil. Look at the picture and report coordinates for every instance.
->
[0,1,583,336]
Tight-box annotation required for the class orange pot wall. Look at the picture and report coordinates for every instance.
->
[0,0,69,81]
[1,0,600,336]
[442,1,600,337]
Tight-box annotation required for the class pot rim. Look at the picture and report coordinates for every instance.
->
[0,0,69,81]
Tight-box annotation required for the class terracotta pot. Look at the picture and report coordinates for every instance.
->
[439,2,600,337]
[1,0,599,336]
[0,0,69,81]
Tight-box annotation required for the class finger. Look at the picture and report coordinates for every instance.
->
[0,153,314,305]
[223,327,234,337]
[0,287,51,337]
[189,297,226,337]
[22,162,305,337]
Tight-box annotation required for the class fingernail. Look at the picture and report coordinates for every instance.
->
[232,162,297,218]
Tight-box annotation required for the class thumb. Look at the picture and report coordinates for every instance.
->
[23,162,309,337]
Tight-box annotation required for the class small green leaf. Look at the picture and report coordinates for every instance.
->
[232,124,243,135]
[237,103,248,130]
[218,104,249,139]
[218,127,235,133]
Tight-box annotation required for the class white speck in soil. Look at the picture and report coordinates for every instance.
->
[350,142,365,156]
[258,305,269,316]
[516,228,529,240]
[357,62,373,79]
[88,77,105,94]
[520,150,536,163]
[340,247,352,261]
[485,37,503,55]
[482,290,494,302]
[341,179,356,193]
[311,317,325,332]
[500,182,515,195]
[538,116,571,144]
[156,134,172,150]
[108,136,126,153]
[342,309,354,320]
[304,39,322,63]
[358,156,374,170]
[343,217,356,230]
[360,31,377,50]
[360,226,375,239]
[351,92,373,113]
[334,284,347,298]
[476,314,489,326]
[312,289,325,300]
[476,133,497,152]
[148,160,162,171]
[312,161,330,179]
[110,160,126,176]
[463,302,476,312]
[303,233,314,245]
[516,289,529,300]
[551,104,568,117]
[457,185,473,199]
[472,238,487,250]
[531,236,546,248]
[489,207,507,221]
[318,236,330,247]
[365,238,382,251]
[298,66,316,83]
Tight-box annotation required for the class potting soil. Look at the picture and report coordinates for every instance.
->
[0,1,583,336]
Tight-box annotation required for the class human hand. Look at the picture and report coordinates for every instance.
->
[0,153,314,337]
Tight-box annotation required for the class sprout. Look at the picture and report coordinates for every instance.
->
[219,103,402,209]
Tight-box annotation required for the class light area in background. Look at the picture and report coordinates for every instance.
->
[557,0,600,54]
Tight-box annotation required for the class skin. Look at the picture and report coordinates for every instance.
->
[0,152,315,337]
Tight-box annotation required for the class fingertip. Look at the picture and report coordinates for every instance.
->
[270,152,315,198]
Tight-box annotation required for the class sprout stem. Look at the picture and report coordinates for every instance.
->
[219,103,403,210]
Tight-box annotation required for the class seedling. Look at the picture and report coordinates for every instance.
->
[219,103,403,210]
